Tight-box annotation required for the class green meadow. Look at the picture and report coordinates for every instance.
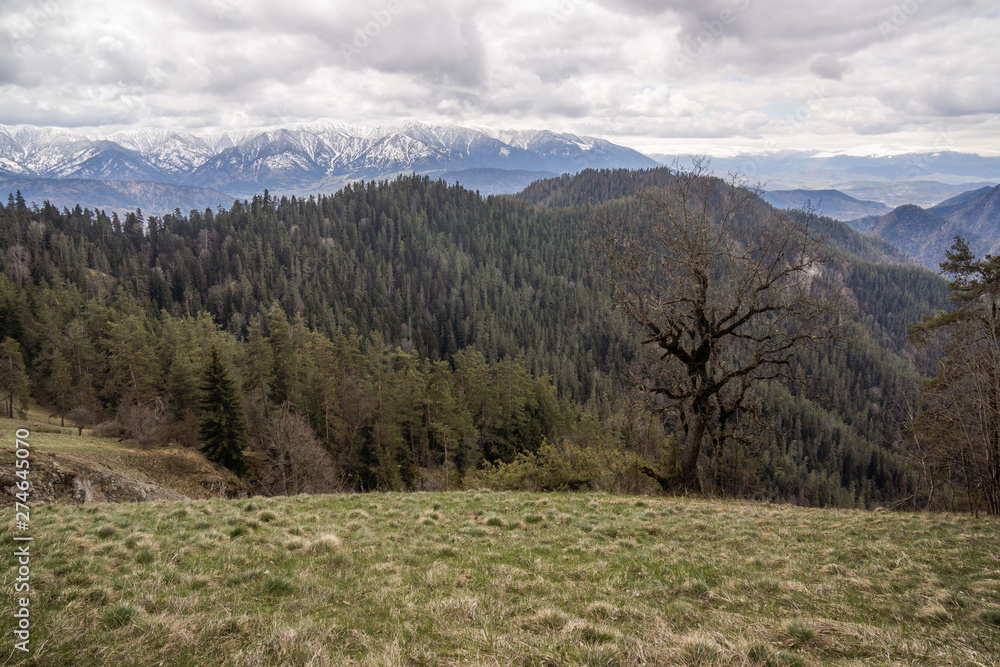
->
[2,491,998,665]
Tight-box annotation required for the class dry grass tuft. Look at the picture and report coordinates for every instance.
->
[344,520,366,533]
[306,533,343,553]
[101,603,139,629]
[585,601,618,620]
[915,602,950,622]
[525,607,570,632]
[781,618,818,648]
[979,608,1000,626]
[93,524,119,539]
[679,633,725,666]
[432,595,480,621]
[971,578,1000,593]
[424,562,451,589]
[681,578,711,598]
[568,620,619,645]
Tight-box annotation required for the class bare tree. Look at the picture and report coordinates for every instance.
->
[598,163,847,490]
[68,405,95,436]
[909,238,1000,515]
[116,395,168,447]
[4,244,30,285]
[250,408,345,496]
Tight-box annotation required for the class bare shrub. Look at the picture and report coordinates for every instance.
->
[92,419,122,438]
[163,412,202,449]
[249,409,345,496]
[116,396,168,447]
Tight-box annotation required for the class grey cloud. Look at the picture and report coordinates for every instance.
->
[0,0,996,157]
[668,0,984,78]
[810,54,848,80]
[913,86,1000,118]
[344,2,489,88]
[853,120,903,136]
[593,0,672,16]
[511,46,623,85]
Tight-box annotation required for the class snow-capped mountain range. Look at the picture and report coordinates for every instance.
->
[0,121,658,206]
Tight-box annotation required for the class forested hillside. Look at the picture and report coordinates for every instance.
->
[0,169,951,507]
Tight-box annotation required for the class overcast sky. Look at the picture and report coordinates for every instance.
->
[2,0,998,156]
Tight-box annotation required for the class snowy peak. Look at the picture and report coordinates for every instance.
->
[106,129,217,173]
[0,121,659,198]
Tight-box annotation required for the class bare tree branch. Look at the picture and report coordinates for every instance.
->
[597,162,849,490]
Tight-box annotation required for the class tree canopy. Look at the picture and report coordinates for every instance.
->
[0,172,954,507]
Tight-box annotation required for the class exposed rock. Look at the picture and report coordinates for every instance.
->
[71,477,96,503]
[0,448,189,505]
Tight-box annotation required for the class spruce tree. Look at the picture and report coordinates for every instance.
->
[0,337,28,418]
[48,350,73,426]
[199,348,249,477]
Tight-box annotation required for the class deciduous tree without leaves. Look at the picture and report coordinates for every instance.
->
[598,164,847,490]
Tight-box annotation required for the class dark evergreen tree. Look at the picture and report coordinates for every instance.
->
[47,350,73,425]
[0,337,28,418]
[199,348,249,477]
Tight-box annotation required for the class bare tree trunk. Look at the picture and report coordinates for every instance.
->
[681,411,706,490]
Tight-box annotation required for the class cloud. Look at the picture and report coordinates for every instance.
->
[0,0,995,157]
[810,55,849,81]
[353,2,489,87]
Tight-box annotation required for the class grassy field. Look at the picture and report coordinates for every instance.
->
[1,490,998,666]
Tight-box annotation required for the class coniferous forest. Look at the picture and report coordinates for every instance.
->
[1,167,975,510]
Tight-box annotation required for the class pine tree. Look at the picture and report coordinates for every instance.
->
[268,304,296,407]
[48,350,73,426]
[0,337,28,418]
[199,348,249,477]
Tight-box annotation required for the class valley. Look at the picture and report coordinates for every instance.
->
[6,0,1000,663]
[0,168,967,510]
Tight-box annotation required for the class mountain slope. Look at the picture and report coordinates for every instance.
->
[865,205,951,265]
[933,184,1000,251]
[516,168,914,268]
[927,185,995,216]
[762,188,891,221]
[862,185,1000,267]
[10,491,995,664]
[0,168,950,508]
[655,150,1000,196]
[0,122,660,208]
[436,168,558,195]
